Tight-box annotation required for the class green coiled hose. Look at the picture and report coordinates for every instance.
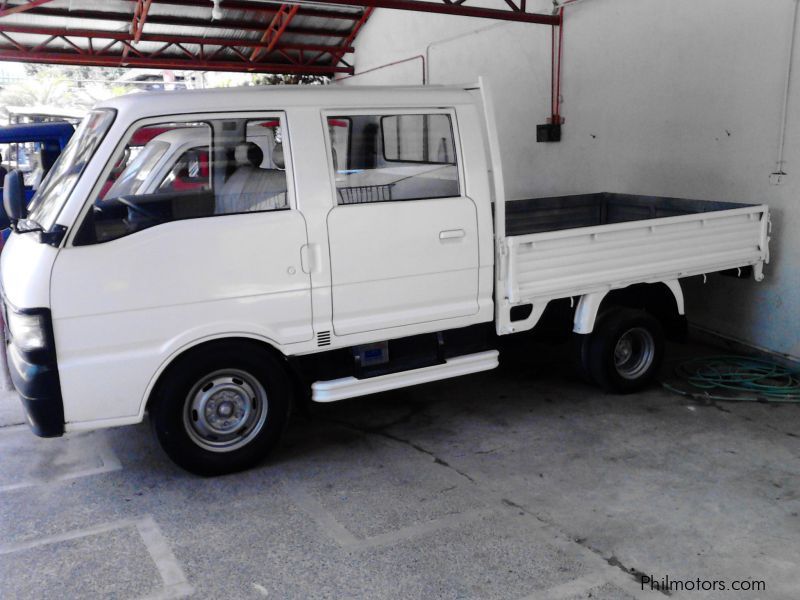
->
[662,355,800,403]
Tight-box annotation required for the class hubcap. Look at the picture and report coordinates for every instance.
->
[613,327,656,380]
[183,369,268,453]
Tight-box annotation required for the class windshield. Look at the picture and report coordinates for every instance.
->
[26,109,115,230]
[104,140,169,199]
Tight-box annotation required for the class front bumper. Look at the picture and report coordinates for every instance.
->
[6,340,64,437]
[1,295,64,438]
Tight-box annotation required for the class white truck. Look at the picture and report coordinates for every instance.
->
[1,83,770,475]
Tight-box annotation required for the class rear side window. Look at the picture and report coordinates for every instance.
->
[326,113,459,205]
[77,116,289,245]
[382,114,455,163]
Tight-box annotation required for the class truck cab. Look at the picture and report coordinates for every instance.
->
[0,84,769,475]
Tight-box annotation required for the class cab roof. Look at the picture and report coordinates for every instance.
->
[95,84,478,122]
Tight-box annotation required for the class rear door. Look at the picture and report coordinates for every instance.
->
[324,110,479,336]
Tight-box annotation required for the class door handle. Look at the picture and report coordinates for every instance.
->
[439,229,466,240]
[300,243,320,274]
[300,244,311,274]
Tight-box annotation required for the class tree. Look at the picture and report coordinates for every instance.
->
[22,63,129,86]
[250,73,329,86]
[0,68,123,122]
[0,75,76,121]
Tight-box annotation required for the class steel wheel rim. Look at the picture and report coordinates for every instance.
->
[613,327,656,380]
[183,369,268,453]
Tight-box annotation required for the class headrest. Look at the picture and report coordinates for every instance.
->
[272,142,284,169]
[234,142,263,167]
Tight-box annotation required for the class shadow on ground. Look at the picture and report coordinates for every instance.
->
[1,340,799,599]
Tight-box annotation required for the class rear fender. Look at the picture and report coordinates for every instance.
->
[573,279,684,334]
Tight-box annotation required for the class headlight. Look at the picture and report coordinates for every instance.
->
[6,310,47,352]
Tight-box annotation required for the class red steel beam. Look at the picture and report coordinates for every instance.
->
[331,6,372,65]
[0,48,353,74]
[131,0,154,43]
[116,0,361,21]
[0,0,54,18]
[0,24,355,54]
[23,7,353,38]
[122,0,152,61]
[251,4,299,62]
[306,0,559,24]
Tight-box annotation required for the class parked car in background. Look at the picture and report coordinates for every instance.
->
[0,121,74,237]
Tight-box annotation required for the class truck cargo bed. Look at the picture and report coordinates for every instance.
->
[505,193,755,236]
[498,193,770,333]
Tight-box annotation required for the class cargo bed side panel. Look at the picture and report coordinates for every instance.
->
[498,201,769,334]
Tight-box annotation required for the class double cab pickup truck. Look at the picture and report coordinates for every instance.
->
[1,82,770,475]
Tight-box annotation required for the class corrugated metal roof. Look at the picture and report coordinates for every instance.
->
[0,1,559,74]
[0,1,371,75]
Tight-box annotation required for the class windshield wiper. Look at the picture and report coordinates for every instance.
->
[13,219,67,247]
[15,218,44,233]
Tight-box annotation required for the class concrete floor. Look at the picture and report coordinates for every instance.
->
[1,341,799,600]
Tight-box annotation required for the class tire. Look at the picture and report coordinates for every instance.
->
[150,341,291,476]
[586,308,664,394]
[570,333,595,384]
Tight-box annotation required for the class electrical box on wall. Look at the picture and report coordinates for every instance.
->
[769,172,786,186]
[537,123,562,143]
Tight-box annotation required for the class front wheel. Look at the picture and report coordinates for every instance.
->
[150,342,291,476]
[585,308,664,393]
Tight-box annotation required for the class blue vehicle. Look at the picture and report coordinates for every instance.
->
[0,121,74,235]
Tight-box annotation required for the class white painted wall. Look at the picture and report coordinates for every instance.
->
[340,0,800,362]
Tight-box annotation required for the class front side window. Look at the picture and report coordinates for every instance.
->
[103,140,170,199]
[77,116,288,245]
[157,147,210,193]
[27,109,115,230]
[326,113,459,205]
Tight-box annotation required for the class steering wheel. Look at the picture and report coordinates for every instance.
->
[116,195,163,222]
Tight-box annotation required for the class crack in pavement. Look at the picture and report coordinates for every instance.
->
[600,553,670,596]
[315,414,477,484]
[499,497,670,597]
[0,422,27,432]
[318,410,666,594]
[374,429,477,484]
[500,498,548,524]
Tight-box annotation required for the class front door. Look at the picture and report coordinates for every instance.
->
[324,111,479,336]
[51,112,312,424]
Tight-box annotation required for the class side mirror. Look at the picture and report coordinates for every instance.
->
[3,170,26,229]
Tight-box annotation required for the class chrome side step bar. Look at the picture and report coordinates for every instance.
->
[311,350,499,403]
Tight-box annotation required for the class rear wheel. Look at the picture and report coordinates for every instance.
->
[585,308,664,393]
[571,333,594,383]
[150,342,291,475]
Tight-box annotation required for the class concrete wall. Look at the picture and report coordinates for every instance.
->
[340,0,800,362]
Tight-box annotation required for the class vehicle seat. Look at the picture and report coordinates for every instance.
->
[215,142,287,214]
[0,151,7,187]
